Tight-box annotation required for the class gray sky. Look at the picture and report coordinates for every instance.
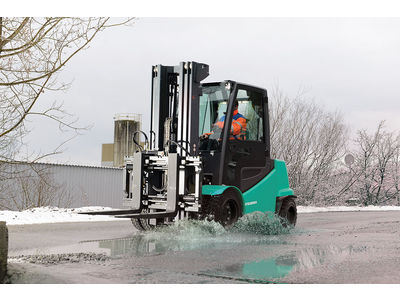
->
[25,18,400,165]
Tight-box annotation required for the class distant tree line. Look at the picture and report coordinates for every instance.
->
[270,88,400,206]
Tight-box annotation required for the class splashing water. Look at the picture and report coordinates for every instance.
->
[142,212,292,244]
[106,212,295,257]
[231,212,293,235]
[144,218,226,241]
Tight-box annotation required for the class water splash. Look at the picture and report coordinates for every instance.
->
[144,211,292,238]
[231,212,293,235]
[145,211,292,237]
[143,218,226,243]
[163,218,226,236]
[96,212,293,257]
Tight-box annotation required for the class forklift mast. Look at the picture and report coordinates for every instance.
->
[150,62,209,155]
[117,62,210,221]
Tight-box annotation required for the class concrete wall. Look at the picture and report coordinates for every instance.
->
[0,222,7,283]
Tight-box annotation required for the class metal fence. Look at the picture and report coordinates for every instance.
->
[0,162,124,211]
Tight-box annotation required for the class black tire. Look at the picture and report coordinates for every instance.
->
[139,218,155,231]
[131,218,157,231]
[212,189,243,227]
[131,218,154,231]
[131,218,145,231]
[278,197,297,227]
[130,209,158,231]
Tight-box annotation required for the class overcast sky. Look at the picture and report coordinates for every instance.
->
[25,18,400,166]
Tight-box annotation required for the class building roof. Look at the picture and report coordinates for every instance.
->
[1,160,123,170]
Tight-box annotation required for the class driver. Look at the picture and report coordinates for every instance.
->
[201,100,247,141]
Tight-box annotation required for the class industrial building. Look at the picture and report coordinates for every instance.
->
[101,113,142,167]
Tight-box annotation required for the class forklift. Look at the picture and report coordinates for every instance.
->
[85,61,297,230]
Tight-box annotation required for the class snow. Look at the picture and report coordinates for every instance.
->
[297,205,400,213]
[0,205,400,226]
[0,206,127,225]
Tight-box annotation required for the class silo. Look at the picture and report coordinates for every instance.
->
[113,114,142,167]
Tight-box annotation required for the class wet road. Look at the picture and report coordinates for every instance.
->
[6,211,400,283]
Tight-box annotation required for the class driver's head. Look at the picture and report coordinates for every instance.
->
[234,100,239,110]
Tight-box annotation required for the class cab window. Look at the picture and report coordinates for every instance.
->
[235,89,264,142]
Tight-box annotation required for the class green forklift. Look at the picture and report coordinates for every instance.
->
[85,61,297,230]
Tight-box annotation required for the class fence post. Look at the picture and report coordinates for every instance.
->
[0,221,8,283]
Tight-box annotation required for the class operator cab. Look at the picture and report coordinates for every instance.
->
[199,81,273,192]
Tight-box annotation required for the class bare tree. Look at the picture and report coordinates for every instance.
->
[390,147,400,205]
[0,17,133,163]
[269,86,348,205]
[269,87,400,206]
[0,17,134,210]
[347,121,400,206]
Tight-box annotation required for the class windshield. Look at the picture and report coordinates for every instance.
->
[199,83,231,151]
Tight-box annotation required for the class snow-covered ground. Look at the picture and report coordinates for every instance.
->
[298,205,400,213]
[0,205,400,225]
[0,206,124,225]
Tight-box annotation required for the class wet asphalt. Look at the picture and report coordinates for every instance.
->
[5,211,400,284]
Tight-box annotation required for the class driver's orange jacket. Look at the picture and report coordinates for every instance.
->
[206,109,247,140]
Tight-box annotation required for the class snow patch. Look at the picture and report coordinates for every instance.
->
[0,206,126,225]
[297,205,400,213]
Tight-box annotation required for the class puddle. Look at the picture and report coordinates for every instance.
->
[10,242,111,257]
[242,256,295,280]
[198,245,369,283]
[97,235,166,257]
[10,213,295,259]
[290,245,368,271]
[94,233,288,258]
[199,255,296,283]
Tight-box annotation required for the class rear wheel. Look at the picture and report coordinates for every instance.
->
[278,197,297,227]
[213,189,243,227]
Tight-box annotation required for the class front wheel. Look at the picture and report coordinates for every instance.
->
[213,189,243,227]
[131,209,163,231]
[278,197,297,227]
[131,218,154,231]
